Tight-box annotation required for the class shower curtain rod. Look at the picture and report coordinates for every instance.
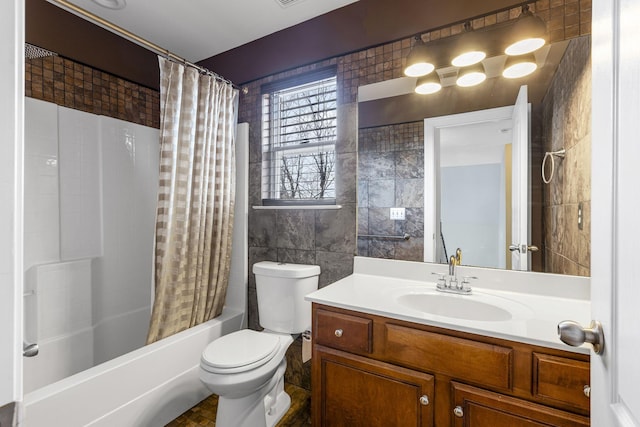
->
[49,0,238,88]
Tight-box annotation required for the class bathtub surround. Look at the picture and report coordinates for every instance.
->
[22,124,249,425]
[23,97,159,392]
[147,57,239,343]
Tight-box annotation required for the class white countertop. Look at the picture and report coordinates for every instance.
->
[306,258,592,354]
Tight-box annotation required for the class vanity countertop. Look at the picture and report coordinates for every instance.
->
[306,257,591,354]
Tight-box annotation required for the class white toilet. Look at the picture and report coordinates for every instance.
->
[199,261,320,427]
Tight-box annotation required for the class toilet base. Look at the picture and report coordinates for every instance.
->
[215,359,290,427]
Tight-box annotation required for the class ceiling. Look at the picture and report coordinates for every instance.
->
[51,0,359,62]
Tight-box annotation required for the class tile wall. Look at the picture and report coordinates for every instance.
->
[357,122,425,261]
[25,55,159,129]
[541,36,591,276]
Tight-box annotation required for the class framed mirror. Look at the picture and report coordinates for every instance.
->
[357,35,591,276]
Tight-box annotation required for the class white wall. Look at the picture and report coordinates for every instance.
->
[0,0,24,411]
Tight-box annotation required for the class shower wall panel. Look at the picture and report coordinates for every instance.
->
[24,99,159,391]
[58,106,102,261]
[24,98,60,271]
[93,115,158,364]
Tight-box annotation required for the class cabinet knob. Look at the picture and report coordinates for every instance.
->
[584,385,591,398]
[453,406,464,418]
[419,395,430,406]
[334,329,343,338]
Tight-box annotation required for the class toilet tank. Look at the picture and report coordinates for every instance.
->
[252,261,320,334]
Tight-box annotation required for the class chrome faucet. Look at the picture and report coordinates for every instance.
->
[448,255,456,276]
[436,248,474,294]
[448,255,458,288]
[448,248,462,277]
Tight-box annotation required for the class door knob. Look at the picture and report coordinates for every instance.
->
[557,320,604,354]
[23,341,39,357]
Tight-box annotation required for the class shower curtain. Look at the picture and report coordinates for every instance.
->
[147,57,239,343]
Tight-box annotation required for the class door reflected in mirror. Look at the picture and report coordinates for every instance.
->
[426,85,531,271]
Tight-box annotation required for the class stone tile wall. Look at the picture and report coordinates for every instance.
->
[357,122,425,261]
[25,55,160,129]
[541,36,591,276]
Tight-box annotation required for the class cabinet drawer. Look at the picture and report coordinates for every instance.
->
[315,309,372,353]
[384,324,513,390]
[533,353,590,412]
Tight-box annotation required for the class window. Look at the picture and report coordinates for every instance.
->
[261,67,337,205]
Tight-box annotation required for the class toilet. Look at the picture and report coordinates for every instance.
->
[199,261,320,427]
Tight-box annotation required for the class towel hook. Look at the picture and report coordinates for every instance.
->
[542,148,565,184]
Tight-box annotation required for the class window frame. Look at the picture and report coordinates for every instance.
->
[260,66,338,207]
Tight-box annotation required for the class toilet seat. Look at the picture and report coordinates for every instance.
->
[201,329,281,374]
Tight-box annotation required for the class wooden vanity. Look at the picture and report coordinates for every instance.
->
[311,303,590,426]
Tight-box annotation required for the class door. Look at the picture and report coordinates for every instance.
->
[590,0,640,425]
[424,88,529,270]
[510,85,530,271]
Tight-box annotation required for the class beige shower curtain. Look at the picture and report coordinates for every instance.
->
[147,57,238,343]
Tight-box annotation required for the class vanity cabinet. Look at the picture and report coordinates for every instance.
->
[312,304,590,426]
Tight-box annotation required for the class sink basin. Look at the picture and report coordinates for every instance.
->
[395,292,513,322]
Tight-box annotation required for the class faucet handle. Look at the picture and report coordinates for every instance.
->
[431,272,447,288]
[460,276,478,291]
[455,248,462,265]
[462,276,478,285]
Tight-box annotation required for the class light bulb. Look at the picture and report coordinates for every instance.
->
[503,54,538,78]
[451,51,486,67]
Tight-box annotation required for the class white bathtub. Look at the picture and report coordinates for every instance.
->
[23,307,244,426]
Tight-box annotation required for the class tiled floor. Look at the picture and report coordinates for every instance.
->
[166,383,311,427]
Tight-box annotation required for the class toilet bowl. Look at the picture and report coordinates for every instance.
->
[199,261,320,427]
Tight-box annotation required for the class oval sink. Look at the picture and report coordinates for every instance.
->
[396,293,513,322]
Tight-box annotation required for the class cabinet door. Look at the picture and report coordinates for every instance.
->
[313,346,434,427]
[451,382,589,427]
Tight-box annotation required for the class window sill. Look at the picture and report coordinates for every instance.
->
[252,204,342,210]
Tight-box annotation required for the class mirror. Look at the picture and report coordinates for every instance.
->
[357,35,591,277]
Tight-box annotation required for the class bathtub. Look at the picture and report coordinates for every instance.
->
[23,306,244,426]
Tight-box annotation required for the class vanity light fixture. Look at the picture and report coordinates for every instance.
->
[404,37,436,77]
[415,73,442,95]
[451,22,487,67]
[504,5,547,56]
[456,63,486,87]
[502,53,538,78]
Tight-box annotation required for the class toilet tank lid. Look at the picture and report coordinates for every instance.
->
[253,261,320,278]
